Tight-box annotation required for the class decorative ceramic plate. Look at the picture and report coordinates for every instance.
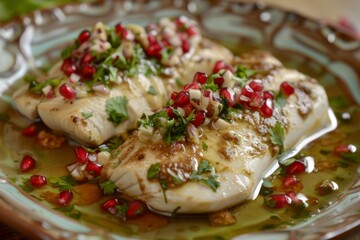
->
[0,0,359,239]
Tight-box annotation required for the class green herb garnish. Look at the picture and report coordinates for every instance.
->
[269,121,284,152]
[99,180,118,195]
[105,96,129,125]
[81,111,93,119]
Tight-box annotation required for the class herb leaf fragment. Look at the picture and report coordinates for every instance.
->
[99,180,118,195]
[105,96,129,125]
[269,121,285,152]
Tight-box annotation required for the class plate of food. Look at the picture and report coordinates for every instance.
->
[0,0,359,239]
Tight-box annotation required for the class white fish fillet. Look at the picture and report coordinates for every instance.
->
[12,24,233,145]
[103,52,332,214]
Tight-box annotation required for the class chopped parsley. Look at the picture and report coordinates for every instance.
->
[25,77,61,94]
[203,73,220,91]
[147,163,160,180]
[202,142,208,151]
[50,175,77,191]
[81,111,93,119]
[54,204,82,220]
[147,85,157,96]
[61,44,76,59]
[190,160,220,192]
[105,96,129,125]
[19,178,34,193]
[269,121,284,152]
[147,160,220,200]
[99,180,118,195]
[275,89,287,108]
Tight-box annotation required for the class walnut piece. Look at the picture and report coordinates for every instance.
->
[37,130,66,149]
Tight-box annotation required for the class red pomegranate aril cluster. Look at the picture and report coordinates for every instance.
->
[212,60,233,74]
[286,161,306,175]
[29,175,47,188]
[22,123,38,137]
[74,146,89,164]
[265,194,291,208]
[193,72,208,84]
[126,200,146,219]
[85,161,102,178]
[334,144,357,156]
[58,190,74,206]
[78,30,91,45]
[20,155,36,172]
[219,87,235,107]
[61,58,77,77]
[280,81,295,97]
[101,198,146,220]
[59,83,76,100]
[191,110,206,127]
[81,64,96,79]
[174,91,190,107]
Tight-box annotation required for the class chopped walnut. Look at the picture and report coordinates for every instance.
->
[208,209,236,227]
[37,130,66,149]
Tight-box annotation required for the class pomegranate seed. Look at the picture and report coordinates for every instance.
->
[29,175,47,188]
[193,72,208,84]
[61,58,77,77]
[170,91,178,101]
[146,43,162,58]
[264,194,290,208]
[203,90,212,97]
[85,161,102,178]
[161,39,171,47]
[263,91,274,100]
[115,23,123,33]
[191,110,206,127]
[282,175,298,188]
[249,80,264,92]
[280,81,295,97]
[74,146,89,164]
[214,77,224,88]
[286,161,306,175]
[182,103,194,117]
[22,123,38,137]
[102,198,119,211]
[81,64,96,79]
[241,85,254,99]
[46,89,55,99]
[81,52,95,64]
[186,25,198,36]
[78,30,91,45]
[147,35,156,44]
[259,98,273,118]
[248,92,263,109]
[334,144,356,156]
[165,106,175,118]
[126,200,146,219]
[174,91,190,107]
[57,190,74,206]
[183,82,201,90]
[212,60,233,73]
[175,16,186,29]
[20,155,36,172]
[286,191,302,204]
[219,87,235,107]
[59,83,76,100]
[181,39,191,53]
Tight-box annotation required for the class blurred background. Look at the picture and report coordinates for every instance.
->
[0,0,359,35]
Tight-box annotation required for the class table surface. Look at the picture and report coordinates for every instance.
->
[1,0,360,239]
